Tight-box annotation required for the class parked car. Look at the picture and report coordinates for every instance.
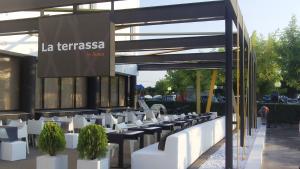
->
[287,98,299,104]
[162,95,176,102]
[262,95,271,103]
[152,95,162,101]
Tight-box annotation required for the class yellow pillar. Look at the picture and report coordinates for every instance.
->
[196,71,201,114]
[206,70,218,113]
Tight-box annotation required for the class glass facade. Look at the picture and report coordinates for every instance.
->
[0,60,130,111]
[61,78,74,108]
[0,57,20,110]
[100,77,110,107]
[75,77,87,108]
[44,78,59,109]
[119,76,126,106]
[110,77,118,107]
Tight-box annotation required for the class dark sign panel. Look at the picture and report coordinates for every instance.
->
[38,12,115,77]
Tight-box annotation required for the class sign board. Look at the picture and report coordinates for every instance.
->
[38,12,115,77]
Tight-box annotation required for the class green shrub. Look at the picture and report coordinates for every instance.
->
[77,124,108,160]
[258,103,300,124]
[38,122,66,156]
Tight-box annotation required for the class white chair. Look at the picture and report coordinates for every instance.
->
[0,120,2,126]
[104,113,118,128]
[58,117,74,133]
[57,116,68,121]
[127,112,139,123]
[170,115,179,121]
[158,115,170,122]
[28,120,44,147]
[180,113,186,119]
[145,111,156,120]
[39,117,54,121]
[7,120,29,154]
[73,116,91,131]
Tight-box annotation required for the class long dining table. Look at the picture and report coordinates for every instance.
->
[107,130,144,168]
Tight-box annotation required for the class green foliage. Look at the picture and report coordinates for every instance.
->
[77,124,108,160]
[154,69,224,95]
[153,16,300,97]
[258,103,300,124]
[251,31,282,96]
[38,122,66,156]
[155,79,170,95]
[277,15,300,90]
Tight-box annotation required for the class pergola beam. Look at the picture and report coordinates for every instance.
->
[0,1,225,35]
[0,18,39,35]
[137,63,224,70]
[0,0,122,13]
[116,52,242,65]
[116,35,237,52]
[116,52,226,64]
[113,1,225,25]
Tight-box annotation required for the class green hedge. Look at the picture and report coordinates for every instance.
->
[258,103,300,124]
[146,101,300,124]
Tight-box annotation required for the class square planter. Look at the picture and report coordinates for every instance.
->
[77,156,109,169]
[1,141,26,161]
[37,155,68,169]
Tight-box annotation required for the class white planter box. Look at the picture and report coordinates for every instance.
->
[37,155,68,169]
[65,133,78,149]
[77,157,109,169]
[1,141,26,161]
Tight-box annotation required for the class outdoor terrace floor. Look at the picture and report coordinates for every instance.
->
[262,124,300,169]
[0,140,136,169]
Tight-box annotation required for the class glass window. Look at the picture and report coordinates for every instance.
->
[44,78,59,109]
[100,77,109,107]
[110,77,118,107]
[61,78,74,108]
[76,77,87,108]
[119,76,126,106]
[35,78,41,109]
[96,77,101,106]
[0,57,20,110]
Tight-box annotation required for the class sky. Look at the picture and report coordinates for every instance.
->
[136,0,300,87]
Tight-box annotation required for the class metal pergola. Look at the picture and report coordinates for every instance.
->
[0,0,257,168]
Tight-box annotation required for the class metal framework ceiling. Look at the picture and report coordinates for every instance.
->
[0,0,250,70]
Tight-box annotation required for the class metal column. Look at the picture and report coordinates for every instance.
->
[196,71,201,114]
[225,0,233,168]
[19,56,36,117]
[240,26,245,147]
[248,51,253,136]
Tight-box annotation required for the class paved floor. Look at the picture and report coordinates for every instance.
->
[262,124,300,169]
[0,140,138,169]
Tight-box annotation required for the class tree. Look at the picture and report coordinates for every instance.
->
[251,31,282,96]
[154,79,170,95]
[154,69,225,98]
[277,15,300,96]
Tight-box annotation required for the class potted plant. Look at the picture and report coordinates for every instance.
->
[37,122,67,169]
[77,124,109,169]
